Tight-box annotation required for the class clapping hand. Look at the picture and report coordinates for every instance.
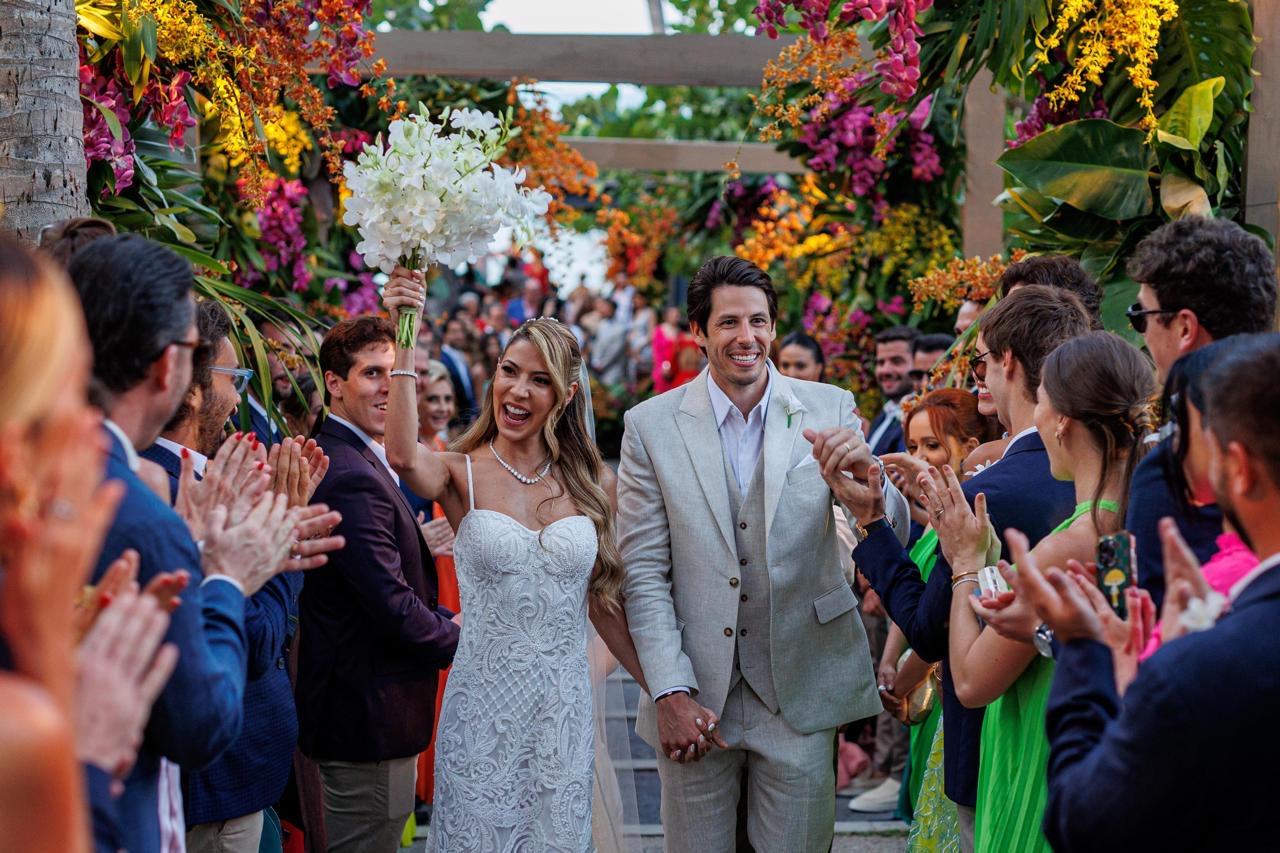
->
[268,436,328,507]
[175,432,269,540]
[0,410,124,711]
[384,266,426,327]
[1001,529,1105,644]
[75,591,179,785]
[1067,577,1155,695]
[1156,518,1217,646]
[967,580,1039,643]
[917,465,994,572]
[418,511,455,556]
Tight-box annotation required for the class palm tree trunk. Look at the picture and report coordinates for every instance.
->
[0,0,89,243]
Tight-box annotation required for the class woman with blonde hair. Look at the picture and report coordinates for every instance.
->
[0,233,177,853]
[383,268,648,852]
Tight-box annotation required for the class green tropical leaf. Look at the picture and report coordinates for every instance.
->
[996,120,1154,220]
[1157,76,1224,150]
[1159,169,1212,219]
[83,96,123,141]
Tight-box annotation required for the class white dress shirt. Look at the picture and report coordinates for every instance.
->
[154,436,208,477]
[706,371,772,499]
[1001,425,1040,459]
[328,413,399,485]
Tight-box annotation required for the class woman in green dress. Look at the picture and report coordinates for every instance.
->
[920,332,1156,853]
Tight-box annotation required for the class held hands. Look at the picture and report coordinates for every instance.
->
[802,428,885,525]
[655,690,729,764]
[384,266,427,330]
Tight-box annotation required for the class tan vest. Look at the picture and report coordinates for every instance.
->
[723,448,778,713]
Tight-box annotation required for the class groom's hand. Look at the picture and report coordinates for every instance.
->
[656,691,728,763]
[803,427,873,480]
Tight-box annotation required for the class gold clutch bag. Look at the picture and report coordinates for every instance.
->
[895,662,941,726]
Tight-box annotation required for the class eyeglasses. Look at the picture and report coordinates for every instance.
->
[908,369,929,384]
[1125,302,1178,334]
[210,366,255,394]
[970,350,991,382]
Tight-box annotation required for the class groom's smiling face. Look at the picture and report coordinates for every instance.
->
[693,284,777,390]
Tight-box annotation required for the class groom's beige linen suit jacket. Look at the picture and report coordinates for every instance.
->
[618,364,910,746]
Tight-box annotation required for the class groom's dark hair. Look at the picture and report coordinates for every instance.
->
[687,256,778,335]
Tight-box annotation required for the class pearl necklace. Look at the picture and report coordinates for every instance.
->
[489,441,552,485]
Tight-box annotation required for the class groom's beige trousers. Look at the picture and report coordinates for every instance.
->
[656,678,836,853]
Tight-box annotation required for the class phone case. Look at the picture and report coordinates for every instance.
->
[1096,531,1136,619]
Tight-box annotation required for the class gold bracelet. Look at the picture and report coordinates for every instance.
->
[951,570,979,583]
[952,577,980,592]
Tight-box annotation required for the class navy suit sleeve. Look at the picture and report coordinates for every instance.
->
[853,526,950,661]
[242,573,294,679]
[135,521,247,769]
[325,473,458,667]
[1042,639,1192,852]
[85,764,122,853]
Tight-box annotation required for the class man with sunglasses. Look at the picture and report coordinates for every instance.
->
[1123,218,1277,610]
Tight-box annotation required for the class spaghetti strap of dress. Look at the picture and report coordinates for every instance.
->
[464,454,475,512]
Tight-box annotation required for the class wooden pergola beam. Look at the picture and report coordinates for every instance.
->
[562,137,804,174]
[358,31,796,87]
[962,68,1006,257]
[1245,1,1279,242]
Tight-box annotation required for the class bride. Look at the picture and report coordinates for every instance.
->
[382,271,652,852]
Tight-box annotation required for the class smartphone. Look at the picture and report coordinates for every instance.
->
[977,564,1010,598]
[1096,532,1136,619]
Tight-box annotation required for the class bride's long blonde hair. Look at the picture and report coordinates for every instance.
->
[454,318,625,612]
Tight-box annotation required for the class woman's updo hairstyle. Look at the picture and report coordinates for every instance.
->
[1041,331,1157,530]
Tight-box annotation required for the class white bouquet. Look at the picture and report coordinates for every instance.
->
[342,104,552,345]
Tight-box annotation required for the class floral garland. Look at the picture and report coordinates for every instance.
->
[502,83,602,227]
[597,193,680,297]
[1031,0,1180,136]
[907,250,1026,311]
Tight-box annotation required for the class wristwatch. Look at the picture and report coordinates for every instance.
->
[1033,623,1055,659]
[855,516,895,542]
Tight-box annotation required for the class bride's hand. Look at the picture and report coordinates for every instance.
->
[384,267,426,326]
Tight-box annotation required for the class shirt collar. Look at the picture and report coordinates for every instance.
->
[103,418,141,473]
[882,398,904,418]
[1001,426,1040,459]
[246,394,269,419]
[1229,551,1280,602]
[153,437,207,476]
[327,413,399,485]
[707,369,772,429]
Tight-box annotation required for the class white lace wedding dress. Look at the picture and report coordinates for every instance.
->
[428,456,599,852]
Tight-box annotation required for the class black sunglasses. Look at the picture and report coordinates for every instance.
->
[1125,302,1178,334]
[970,350,991,382]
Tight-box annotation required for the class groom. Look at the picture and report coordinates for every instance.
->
[618,256,910,850]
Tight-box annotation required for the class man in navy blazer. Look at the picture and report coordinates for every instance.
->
[69,236,257,852]
[1013,334,1280,851]
[298,316,460,852]
[1120,218,1276,611]
[847,286,1088,839]
[69,236,335,852]
[138,299,307,852]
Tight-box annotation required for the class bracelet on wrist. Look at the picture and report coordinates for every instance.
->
[951,570,979,583]
[390,369,416,379]
[952,577,980,592]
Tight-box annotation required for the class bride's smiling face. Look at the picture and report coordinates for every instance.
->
[492,339,558,441]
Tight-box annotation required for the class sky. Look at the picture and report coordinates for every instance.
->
[474,0,678,291]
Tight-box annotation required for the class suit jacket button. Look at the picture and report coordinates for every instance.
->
[429,596,438,608]
[739,628,748,637]
[276,657,286,669]
[729,578,740,587]
[739,558,748,566]
[723,627,733,637]
[739,522,747,530]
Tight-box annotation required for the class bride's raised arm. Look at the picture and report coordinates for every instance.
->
[383,268,454,501]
